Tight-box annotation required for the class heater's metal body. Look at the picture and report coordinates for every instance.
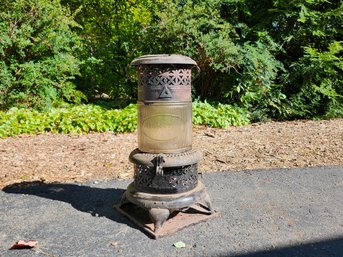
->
[117,55,216,238]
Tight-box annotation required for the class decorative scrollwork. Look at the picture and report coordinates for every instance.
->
[134,164,198,194]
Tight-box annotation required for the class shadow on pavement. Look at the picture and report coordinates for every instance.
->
[2,181,135,229]
[222,237,343,257]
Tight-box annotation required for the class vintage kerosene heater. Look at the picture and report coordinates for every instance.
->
[116,54,216,239]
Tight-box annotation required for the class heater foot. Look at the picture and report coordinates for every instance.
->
[200,189,215,213]
[149,208,170,232]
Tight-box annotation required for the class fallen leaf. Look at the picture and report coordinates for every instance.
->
[10,240,38,250]
[173,241,186,249]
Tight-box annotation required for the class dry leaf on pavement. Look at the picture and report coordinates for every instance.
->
[10,240,38,250]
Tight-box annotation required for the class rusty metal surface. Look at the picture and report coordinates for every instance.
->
[121,181,213,210]
[136,65,192,102]
[117,181,215,238]
[133,164,199,194]
[131,54,197,66]
[129,149,202,194]
[131,55,197,102]
[115,203,218,239]
[129,149,202,167]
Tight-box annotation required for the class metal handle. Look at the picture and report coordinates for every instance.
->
[155,155,165,176]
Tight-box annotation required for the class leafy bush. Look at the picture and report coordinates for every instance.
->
[0,0,84,110]
[1,0,342,121]
[250,0,343,119]
[0,104,137,138]
[140,0,288,121]
[286,41,343,119]
[0,102,249,138]
[61,0,162,102]
[193,101,250,127]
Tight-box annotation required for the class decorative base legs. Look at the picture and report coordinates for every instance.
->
[149,208,170,232]
[115,182,217,238]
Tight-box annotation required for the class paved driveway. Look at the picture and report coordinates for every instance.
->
[1,166,342,256]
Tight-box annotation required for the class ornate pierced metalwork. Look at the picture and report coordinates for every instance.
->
[134,164,198,194]
[137,65,191,88]
[136,65,192,101]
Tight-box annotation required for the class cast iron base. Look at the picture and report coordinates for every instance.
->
[115,203,218,239]
[116,181,217,239]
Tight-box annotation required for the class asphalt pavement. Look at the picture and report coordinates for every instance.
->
[1,166,342,257]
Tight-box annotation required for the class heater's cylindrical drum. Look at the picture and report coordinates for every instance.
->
[131,55,197,153]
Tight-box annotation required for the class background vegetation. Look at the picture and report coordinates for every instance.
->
[1,0,342,136]
[0,102,250,138]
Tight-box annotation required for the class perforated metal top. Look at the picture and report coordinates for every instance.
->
[131,54,197,66]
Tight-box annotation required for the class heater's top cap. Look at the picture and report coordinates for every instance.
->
[131,54,197,66]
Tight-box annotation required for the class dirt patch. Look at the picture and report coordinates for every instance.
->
[1,119,343,188]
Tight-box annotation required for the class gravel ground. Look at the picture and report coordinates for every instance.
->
[1,118,343,188]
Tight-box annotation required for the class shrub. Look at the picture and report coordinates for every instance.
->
[61,0,162,102]
[193,100,250,127]
[140,0,288,121]
[0,0,85,110]
[253,0,343,119]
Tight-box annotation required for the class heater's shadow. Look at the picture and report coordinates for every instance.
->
[2,181,136,229]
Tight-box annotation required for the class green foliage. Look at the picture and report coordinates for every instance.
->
[256,0,343,119]
[193,101,250,127]
[0,102,249,138]
[288,41,343,118]
[59,0,343,121]
[1,0,342,122]
[61,0,162,102]
[140,0,289,121]
[0,0,85,110]
[0,104,137,138]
